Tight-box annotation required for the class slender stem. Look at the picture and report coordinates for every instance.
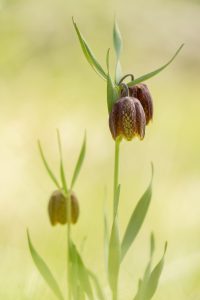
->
[113,138,121,219]
[118,73,134,85]
[112,289,117,300]
[56,130,71,299]
[112,138,121,300]
[66,190,72,300]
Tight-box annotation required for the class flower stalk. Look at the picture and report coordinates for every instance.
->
[66,190,72,300]
[113,138,121,219]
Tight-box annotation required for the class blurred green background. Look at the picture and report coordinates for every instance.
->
[0,0,200,299]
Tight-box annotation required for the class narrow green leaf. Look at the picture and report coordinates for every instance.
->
[77,285,86,300]
[106,49,119,113]
[70,242,94,300]
[121,164,154,261]
[38,140,60,189]
[113,20,122,58]
[56,129,68,193]
[72,18,107,80]
[150,233,155,258]
[27,230,64,300]
[88,270,106,300]
[113,19,123,84]
[145,242,168,300]
[108,216,121,294]
[127,44,184,86]
[69,242,82,300]
[71,133,86,188]
[133,279,142,300]
[133,234,156,300]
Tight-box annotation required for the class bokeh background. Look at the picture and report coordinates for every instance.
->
[0,0,200,299]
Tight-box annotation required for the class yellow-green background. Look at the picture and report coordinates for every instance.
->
[0,0,200,299]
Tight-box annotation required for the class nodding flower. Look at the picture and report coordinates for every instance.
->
[48,190,79,226]
[109,83,146,141]
[127,83,153,125]
[120,74,153,126]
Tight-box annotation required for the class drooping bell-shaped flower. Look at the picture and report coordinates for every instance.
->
[109,95,146,141]
[128,83,153,125]
[48,190,79,225]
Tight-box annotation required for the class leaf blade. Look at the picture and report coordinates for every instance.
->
[106,49,119,113]
[108,216,121,294]
[71,133,86,188]
[113,20,123,84]
[38,140,60,189]
[121,164,154,261]
[133,233,156,300]
[127,44,184,86]
[70,242,94,300]
[72,18,107,80]
[56,129,68,193]
[27,230,64,300]
[145,242,168,300]
[88,270,106,300]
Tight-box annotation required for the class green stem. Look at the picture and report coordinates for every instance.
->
[66,190,72,300]
[112,289,117,300]
[112,138,121,300]
[113,138,121,219]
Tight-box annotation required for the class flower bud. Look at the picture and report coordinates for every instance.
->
[48,190,79,226]
[122,83,153,125]
[109,96,146,141]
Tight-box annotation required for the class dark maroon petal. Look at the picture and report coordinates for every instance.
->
[134,98,146,140]
[109,96,147,141]
[119,97,137,141]
[129,84,153,124]
[109,103,120,140]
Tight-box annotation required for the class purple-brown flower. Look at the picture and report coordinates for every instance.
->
[109,96,146,141]
[48,190,79,225]
[122,83,153,125]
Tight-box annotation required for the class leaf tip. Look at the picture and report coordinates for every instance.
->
[150,162,154,178]
[150,232,155,256]
[83,130,87,148]
[106,48,110,72]
[164,241,168,254]
[72,16,75,25]
[37,139,41,148]
[27,229,31,249]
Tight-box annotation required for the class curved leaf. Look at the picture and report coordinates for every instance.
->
[127,44,184,86]
[145,242,167,300]
[72,18,107,80]
[38,140,60,189]
[88,270,106,300]
[56,129,68,193]
[121,164,154,261]
[106,49,119,113]
[113,19,123,83]
[133,233,155,300]
[71,133,86,188]
[70,242,94,300]
[27,230,64,300]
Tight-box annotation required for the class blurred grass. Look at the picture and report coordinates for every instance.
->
[0,0,200,299]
